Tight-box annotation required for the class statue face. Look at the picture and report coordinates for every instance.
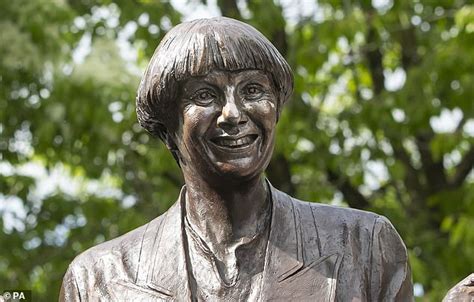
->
[174,69,277,181]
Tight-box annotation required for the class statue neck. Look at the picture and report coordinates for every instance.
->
[183,174,270,248]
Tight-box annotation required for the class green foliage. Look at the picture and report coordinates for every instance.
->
[0,0,473,300]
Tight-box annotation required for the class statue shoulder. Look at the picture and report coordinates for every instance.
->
[283,192,382,231]
[60,201,182,300]
[66,211,168,281]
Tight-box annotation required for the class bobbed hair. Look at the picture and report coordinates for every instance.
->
[136,17,293,142]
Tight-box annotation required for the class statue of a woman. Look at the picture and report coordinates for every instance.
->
[60,17,413,301]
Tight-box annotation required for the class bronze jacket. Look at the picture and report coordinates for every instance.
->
[60,184,413,301]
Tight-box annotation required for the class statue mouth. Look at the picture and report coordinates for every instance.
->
[210,134,259,150]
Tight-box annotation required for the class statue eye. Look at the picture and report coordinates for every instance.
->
[247,86,256,93]
[243,84,264,100]
[191,89,216,105]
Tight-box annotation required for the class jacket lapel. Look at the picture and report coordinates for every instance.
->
[135,187,191,301]
[260,184,341,302]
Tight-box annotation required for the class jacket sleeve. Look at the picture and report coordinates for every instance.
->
[370,216,414,301]
[59,265,82,302]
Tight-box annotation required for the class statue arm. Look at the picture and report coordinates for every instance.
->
[59,264,82,302]
[369,216,414,301]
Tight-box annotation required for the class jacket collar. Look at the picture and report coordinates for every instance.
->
[264,181,305,281]
[135,182,340,300]
[135,186,191,300]
[259,182,341,301]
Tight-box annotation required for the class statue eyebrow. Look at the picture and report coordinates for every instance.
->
[234,70,269,82]
[184,73,222,85]
[182,70,268,93]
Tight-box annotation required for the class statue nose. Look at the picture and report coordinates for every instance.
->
[217,96,246,131]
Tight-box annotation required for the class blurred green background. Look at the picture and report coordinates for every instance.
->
[1,0,473,300]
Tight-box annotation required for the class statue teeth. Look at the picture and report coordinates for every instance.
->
[215,136,253,147]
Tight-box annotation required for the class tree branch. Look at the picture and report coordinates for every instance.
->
[271,24,288,57]
[391,143,425,202]
[217,0,241,19]
[399,26,420,70]
[415,133,448,193]
[267,153,295,196]
[451,146,474,187]
[365,26,384,95]
[326,169,370,209]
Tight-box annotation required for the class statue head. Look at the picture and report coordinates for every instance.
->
[136,17,293,181]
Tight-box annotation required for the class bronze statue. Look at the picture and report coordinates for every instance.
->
[60,17,413,301]
[443,273,474,302]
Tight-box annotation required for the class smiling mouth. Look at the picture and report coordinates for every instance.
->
[210,134,259,149]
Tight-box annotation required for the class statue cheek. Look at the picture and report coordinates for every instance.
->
[183,105,217,128]
[260,101,278,128]
[183,104,199,118]
[245,99,276,119]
